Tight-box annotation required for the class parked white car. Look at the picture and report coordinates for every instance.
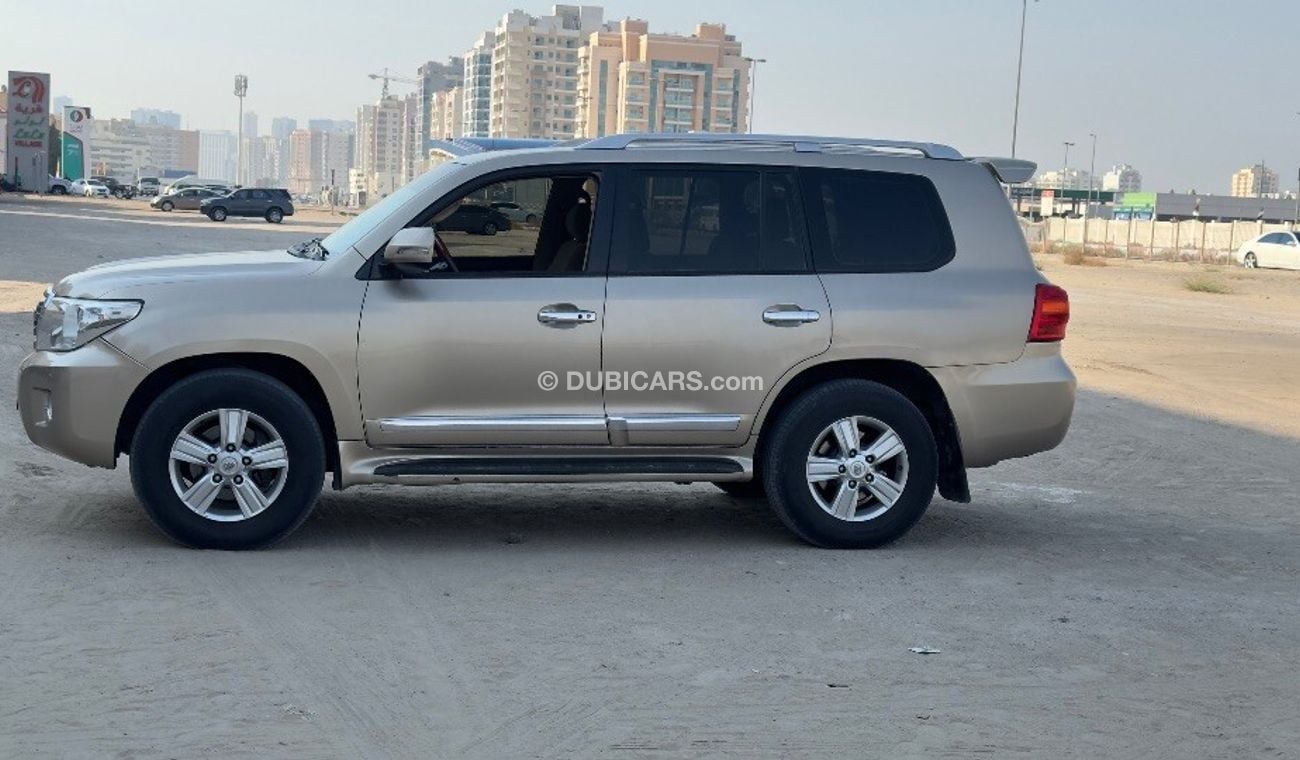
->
[70,178,110,198]
[1236,231,1300,271]
[47,176,73,195]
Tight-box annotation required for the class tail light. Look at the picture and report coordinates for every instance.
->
[1028,283,1069,342]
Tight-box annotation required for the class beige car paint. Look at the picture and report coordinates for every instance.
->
[19,140,1075,491]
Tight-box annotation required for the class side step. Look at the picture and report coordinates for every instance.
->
[373,456,744,478]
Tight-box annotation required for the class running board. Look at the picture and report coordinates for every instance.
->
[375,456,743,478]
[336,443,751,488]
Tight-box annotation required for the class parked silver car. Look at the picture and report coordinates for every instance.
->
[18,133,1074,549]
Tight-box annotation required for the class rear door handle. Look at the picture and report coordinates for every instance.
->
[538,303,598,327]
[763,304,821,326]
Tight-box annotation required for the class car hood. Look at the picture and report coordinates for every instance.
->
[53,249,325,299]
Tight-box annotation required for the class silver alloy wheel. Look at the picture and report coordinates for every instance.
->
[805,415,909,522]
[168,408,289,522]
[1244,253,1257,269]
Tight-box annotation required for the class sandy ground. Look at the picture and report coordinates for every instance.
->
[1037,253,1300,438]
[1,196,1298,758]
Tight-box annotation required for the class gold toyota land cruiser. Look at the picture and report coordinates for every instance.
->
[19,134,1074,549]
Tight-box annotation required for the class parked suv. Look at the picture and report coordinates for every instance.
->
[18,133,1074,550]
[201,188,294,223]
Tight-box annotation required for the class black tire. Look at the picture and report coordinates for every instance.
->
[209,207,227,222]
[128,369,325,549]
[160,200,173,212]
[265,207,283,224]
[482,221,498,236]
[525,213,538,225]
[50,185,67,195]
[1244,252,1257,269]
[762,379,937,549]
[715,480,766,499]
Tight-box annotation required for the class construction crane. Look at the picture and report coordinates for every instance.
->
[367,68,420,99]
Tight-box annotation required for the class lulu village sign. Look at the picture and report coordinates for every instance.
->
[61,106,92,181]
[6,71,52,192]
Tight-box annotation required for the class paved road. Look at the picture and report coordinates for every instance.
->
[1,197,1297,758]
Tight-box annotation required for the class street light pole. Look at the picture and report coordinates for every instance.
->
[1088,132,1098,209]
[1011,0,1031,157]
[744,57,767,134]
[234,74,248,185]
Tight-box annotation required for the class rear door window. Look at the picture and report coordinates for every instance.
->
[801,168,955,273]
[610,166,809,274]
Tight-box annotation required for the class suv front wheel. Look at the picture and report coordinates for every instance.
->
[763,379,937,549]
[129,369,325,549]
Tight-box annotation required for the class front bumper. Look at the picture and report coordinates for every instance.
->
[17,340,148,469]
[931,343,1076,468]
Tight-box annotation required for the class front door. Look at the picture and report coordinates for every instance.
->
[358,169,611,447]
[600,166,831,447]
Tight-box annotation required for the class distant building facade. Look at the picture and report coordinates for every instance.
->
[1231,163,1279,198]
[130,108,181,129]
[1101,164,1142,193]
[576,19,748,137]
[198,130,237,182]
[487,6,606,139]
[1033,168,1093,192]
[463,31,495,137]
[355,96,405,197]
[270,117,297,141]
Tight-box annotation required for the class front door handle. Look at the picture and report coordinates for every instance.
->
[538,303,598,327]
[763,304,821,326]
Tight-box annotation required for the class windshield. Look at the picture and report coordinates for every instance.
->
[319,161,466,259]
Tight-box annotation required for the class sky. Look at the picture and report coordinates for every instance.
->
[5,0,1300,192]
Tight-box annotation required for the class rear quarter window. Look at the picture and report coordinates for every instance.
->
[802,168,955,273]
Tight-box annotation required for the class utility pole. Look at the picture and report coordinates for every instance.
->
[1062,140,1074,211]
[1011,0,1033,157]
[1088,132,1098,209]
[234,74,248,185]
[744,57,767,134]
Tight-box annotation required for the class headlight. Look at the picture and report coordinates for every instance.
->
[33,292,142,351]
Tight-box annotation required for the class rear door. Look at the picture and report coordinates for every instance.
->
[600,165,830,446]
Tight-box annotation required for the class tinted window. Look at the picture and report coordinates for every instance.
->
[612,167,808,274]
[252,190,269,200]
[803,168,955,273]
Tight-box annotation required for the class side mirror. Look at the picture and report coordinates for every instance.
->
[382,227,436,265]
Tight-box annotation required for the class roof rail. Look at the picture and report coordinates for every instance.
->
[579,132,965,160]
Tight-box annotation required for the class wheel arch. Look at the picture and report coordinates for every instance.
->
[754,358,969,503]
[115,353,340,480]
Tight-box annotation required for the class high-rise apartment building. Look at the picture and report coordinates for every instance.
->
[288,129,322,195]
[429,86,464,140]
[86,119,201,179]
[321,130,353,191]
[130,108,182,129]
[576,19,749,137]
[463,31,495,137]
[355,96,405,197]
[417,58,464,148]
[271,117,297,141]
[1231,163,1279,198]
[1032,168,1093,192]
[1101,164,1142,193]
[487,5,606,139]
[242,111,259,139]
[198,130,237,182]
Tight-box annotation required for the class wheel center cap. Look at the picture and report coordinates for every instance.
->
[847,460,868,479]
[218,457,240,475]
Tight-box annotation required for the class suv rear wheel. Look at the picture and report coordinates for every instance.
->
[209,207,227,222]
[128,369,325,549]
[265,207,283,224]
[763,379,937,548]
